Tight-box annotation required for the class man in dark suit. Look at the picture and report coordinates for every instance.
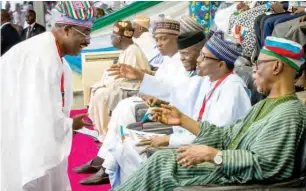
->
[1,9,21,56]
[21,10,46,41]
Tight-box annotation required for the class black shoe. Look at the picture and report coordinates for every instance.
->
[73,160,102,174]
[79,168,110,185]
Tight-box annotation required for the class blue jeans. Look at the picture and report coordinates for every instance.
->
[262,12,306,46]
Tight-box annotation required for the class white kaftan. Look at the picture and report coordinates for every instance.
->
[1,32,74,191]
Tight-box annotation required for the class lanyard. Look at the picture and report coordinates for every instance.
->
[55,39,65,108]
[188,69,196,77]
[197,72,232,121]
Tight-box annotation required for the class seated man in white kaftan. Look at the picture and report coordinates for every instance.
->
[113,37,306,191]
[88,20,151,143]
[0,1,95,191]
[104,31,252,188]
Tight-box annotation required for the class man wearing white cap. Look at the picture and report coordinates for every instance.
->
[132,15,157,63]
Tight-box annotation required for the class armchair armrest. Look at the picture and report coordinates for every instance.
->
[126,122,173,135]
[135,103,149,122]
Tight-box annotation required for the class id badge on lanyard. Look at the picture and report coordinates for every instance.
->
[197,73,232,122]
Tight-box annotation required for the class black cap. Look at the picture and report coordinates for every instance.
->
[177,31,205,50]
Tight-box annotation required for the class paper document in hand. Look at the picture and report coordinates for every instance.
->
[74,127,99,139]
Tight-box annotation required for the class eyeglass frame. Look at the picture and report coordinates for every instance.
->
[253,59,278,70]
[198,51,220,62]
[71,27,91,41]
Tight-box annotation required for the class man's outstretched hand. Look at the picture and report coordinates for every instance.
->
[292,7,306,15]
[151,104,183,126]
[72,114,94,130]
[107,64,145,81]
[299,15,306,22]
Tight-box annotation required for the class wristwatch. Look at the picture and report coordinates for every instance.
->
[213,151,223,165]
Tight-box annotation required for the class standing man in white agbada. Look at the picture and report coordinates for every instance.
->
[0,1,95,191]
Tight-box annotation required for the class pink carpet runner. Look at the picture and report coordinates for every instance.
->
[69,109,111,191]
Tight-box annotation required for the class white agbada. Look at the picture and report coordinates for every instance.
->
[105,73,252,187]
[1,32,73,191]
[133,32,156,61]
[96,52,189,159]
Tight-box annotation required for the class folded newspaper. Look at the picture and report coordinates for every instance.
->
[120,125,165,143]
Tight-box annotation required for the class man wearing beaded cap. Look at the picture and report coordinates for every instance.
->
[114,37,306,191]
[87,20,151,145]
[1,1,96,190]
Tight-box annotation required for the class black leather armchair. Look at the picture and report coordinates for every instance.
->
[134,103,149,122]
[174,130,306,191]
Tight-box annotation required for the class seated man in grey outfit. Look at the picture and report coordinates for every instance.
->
[273,15,306,90]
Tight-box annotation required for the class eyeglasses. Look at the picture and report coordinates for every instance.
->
[72,27,91,41]
[253,59,278,70]
[199,51,220,61]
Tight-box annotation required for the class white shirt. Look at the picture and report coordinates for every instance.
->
[133,32,157,61]
[26,22,36,38]
[168,74,251,146]
[13,11,24,26]
[139,52,190,101]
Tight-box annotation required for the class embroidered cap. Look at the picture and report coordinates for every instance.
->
[133,15,150,30]
[205,31,242,65]
[55,1,96,28]
[113,20,134,38]
[153,19,180,36]
[261,36,305,70]
[179,15,204,34]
